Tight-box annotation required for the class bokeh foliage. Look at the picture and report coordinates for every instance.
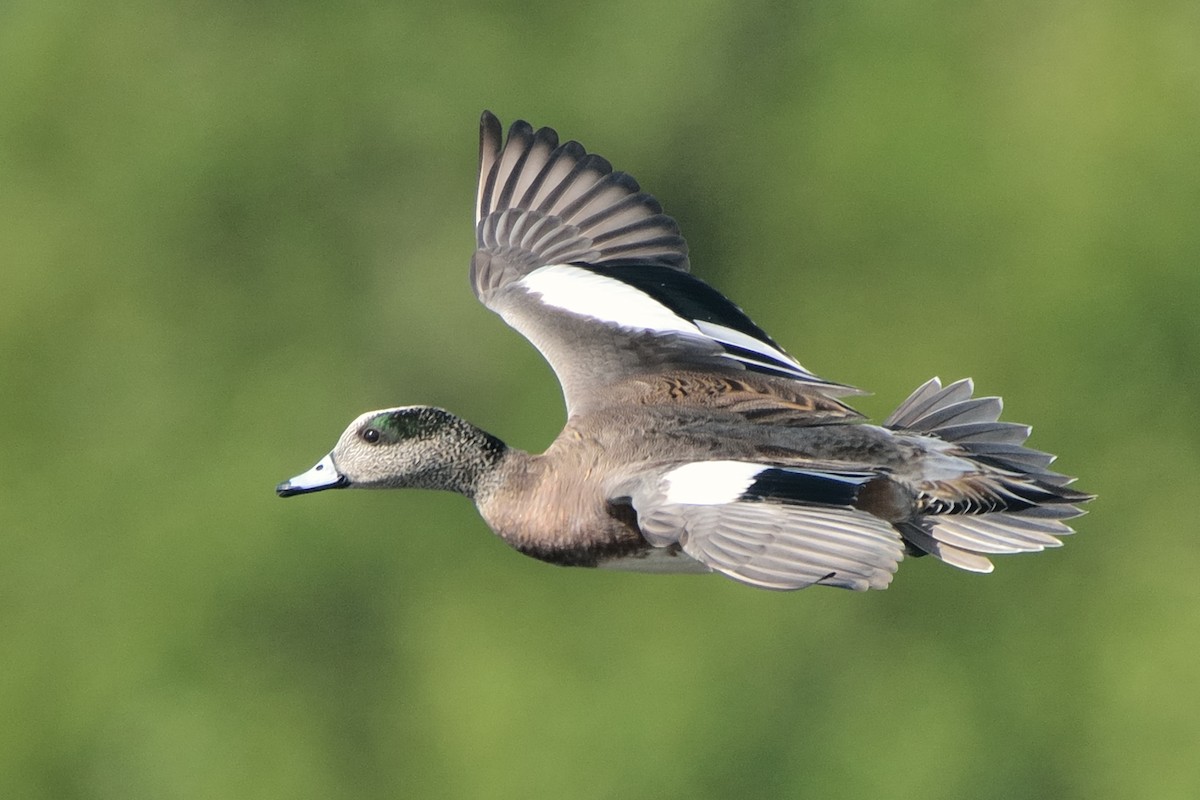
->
[3,1,1198,797]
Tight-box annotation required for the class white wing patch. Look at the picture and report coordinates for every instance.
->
[661,461,765,505]
[516,264,821,382]
[518,264,696,337]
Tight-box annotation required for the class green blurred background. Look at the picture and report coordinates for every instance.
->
[3,1,1197,797]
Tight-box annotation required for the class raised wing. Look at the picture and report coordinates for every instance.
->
[616,460,905,591]
[474,110,689,288]
[471,112,852,416]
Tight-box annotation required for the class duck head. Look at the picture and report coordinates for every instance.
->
[276,405,505,499]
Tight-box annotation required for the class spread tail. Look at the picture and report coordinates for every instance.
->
[885,378,1094,573]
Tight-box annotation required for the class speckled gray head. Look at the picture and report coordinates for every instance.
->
[276,406,506,500]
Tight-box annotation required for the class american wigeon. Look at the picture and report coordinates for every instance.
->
[277,112,1091,591]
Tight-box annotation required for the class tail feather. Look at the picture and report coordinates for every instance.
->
[897,521,996,573]
[887,378,1093,573]
[921,514,1063,554]
[928,421,1032,446]
[885,378,973,427]
[911,396,1003,431]
[965,442,1056,469]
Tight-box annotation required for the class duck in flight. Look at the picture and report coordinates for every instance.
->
[277,111,1092,591]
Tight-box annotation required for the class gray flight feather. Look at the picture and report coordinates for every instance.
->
[619,466,905,591]
[473,111,689,299]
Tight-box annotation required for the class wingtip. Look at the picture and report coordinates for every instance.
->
[477,111,506,225]
[472,111,692,276]
[479,110,502,155]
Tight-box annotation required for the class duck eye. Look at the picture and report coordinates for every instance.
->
[362,427,381,444]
